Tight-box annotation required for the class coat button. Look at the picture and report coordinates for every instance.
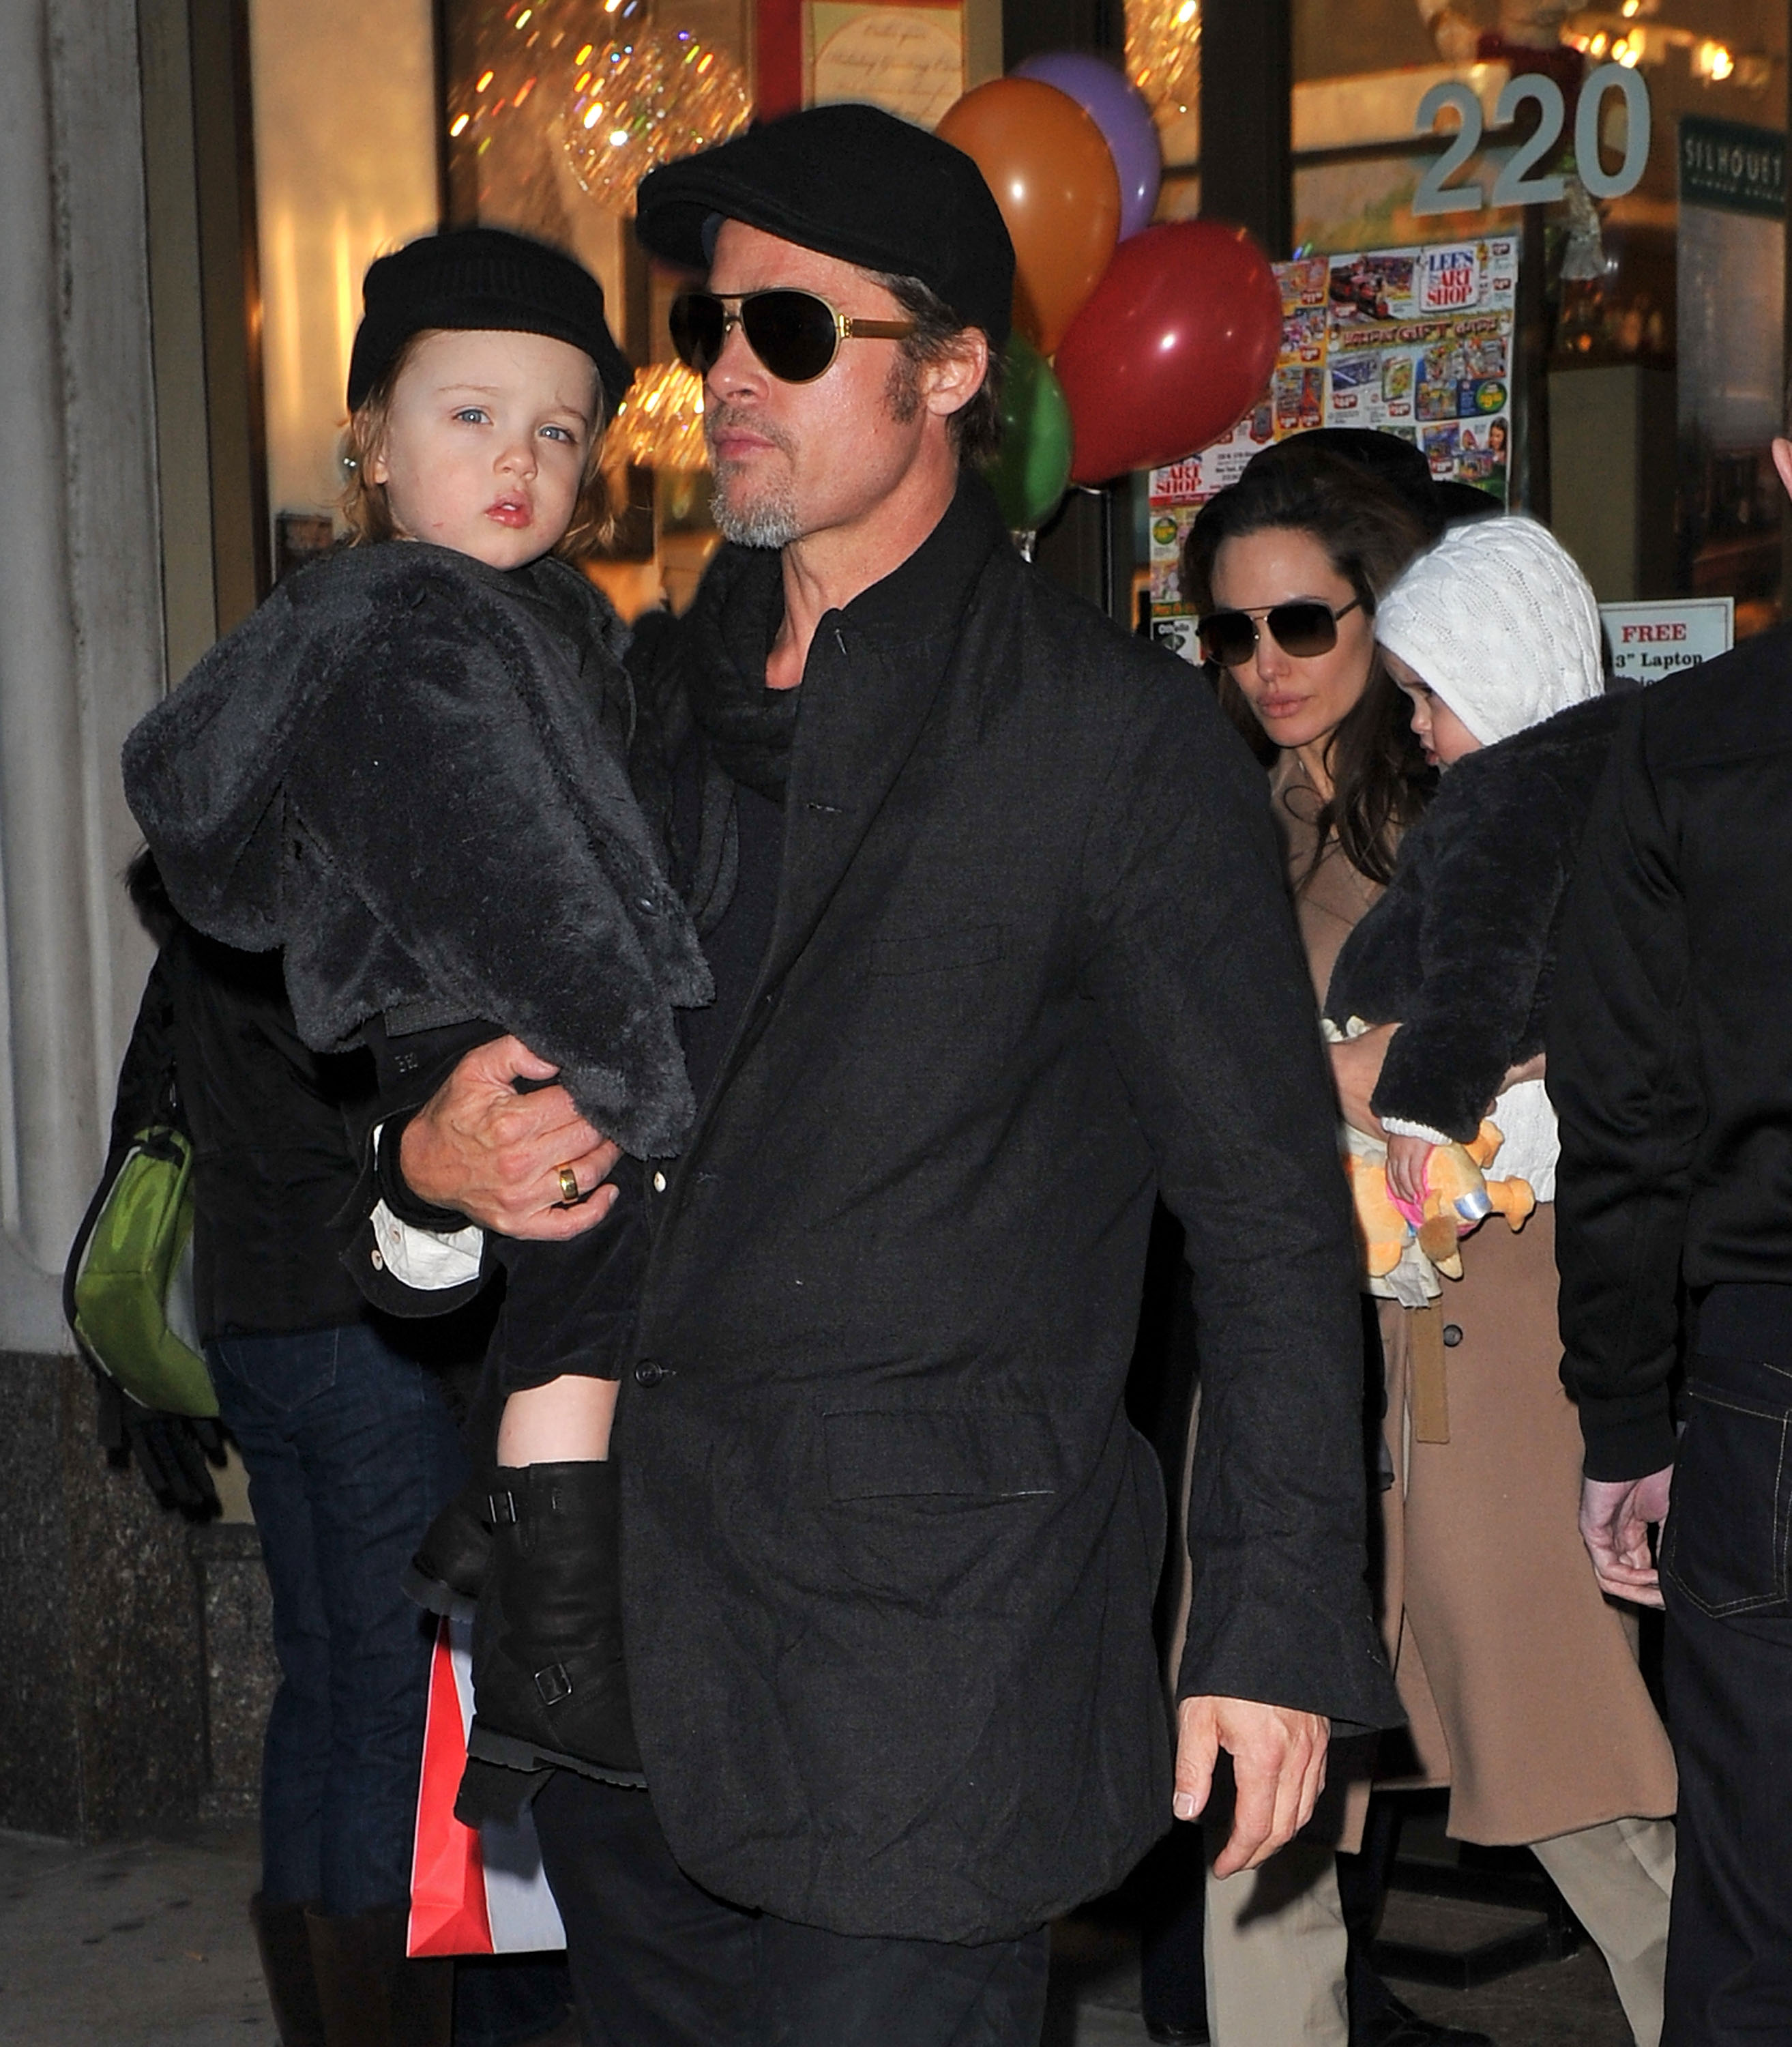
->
[652,1170,666,1193]
[634,1360,666,1387]
[1442,1323,1463,1348]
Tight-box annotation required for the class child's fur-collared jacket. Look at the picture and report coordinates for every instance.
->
[123,542,711,1158]
[1323,691,1624,1143]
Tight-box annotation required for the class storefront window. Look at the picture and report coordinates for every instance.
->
[1135,0,1789,650]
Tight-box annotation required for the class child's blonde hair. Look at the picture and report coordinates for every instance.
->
[338,330,614,560]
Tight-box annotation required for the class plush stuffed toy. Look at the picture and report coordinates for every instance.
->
[1347,1120,1536,1294]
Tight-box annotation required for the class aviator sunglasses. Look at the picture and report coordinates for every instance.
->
[1197,596,1364,669]
[670,289,917,385]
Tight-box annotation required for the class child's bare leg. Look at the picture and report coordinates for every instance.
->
[496,1374,617,1465]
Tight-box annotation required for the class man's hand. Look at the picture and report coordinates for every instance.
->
[1579,1466,1674,1608]
[1173,1695,1330,1876]
[398,1035,622,1239]
[1330,1024,1396,1137]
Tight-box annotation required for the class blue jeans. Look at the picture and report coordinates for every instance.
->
[209,1321,465,1915]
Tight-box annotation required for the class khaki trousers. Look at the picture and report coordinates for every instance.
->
[1532,1816,1675,2047]
[1201,1833,1348,2047]
[1198,1814,1675,2047]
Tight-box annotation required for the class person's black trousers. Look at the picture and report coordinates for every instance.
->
[1659,1339,1792,2046]
[532,1771,1051,2046]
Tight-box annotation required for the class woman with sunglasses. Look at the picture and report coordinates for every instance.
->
[1322,518,1676,2047]
[1175,447,1484,2047]
[1186,444,1433,1015]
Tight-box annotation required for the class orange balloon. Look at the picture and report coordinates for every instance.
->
[937,77,1121,355]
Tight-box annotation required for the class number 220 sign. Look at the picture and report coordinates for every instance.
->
[1414,61,1651,217]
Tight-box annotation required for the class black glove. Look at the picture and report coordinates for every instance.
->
[93,1367,227,1520]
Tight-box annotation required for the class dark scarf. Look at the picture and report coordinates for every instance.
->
[680,541,801,802]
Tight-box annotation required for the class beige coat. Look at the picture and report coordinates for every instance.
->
[1276,754,1677,1845]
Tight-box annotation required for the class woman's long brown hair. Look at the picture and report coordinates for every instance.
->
[1182,444,1434,887]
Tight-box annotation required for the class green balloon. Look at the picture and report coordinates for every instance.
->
[987,334,1072,534]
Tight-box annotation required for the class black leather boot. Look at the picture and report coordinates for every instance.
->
[249,1893,327,2046]
[401,1473,493,1614]
[465,1460,645,1788]
[304,1904,453,2047]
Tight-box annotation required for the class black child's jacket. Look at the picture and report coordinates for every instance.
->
[1324,693,1623,1142]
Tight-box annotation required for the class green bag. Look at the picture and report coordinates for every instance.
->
[68,1124,217,1419]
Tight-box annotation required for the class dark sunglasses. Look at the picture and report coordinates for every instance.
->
[669,289,917,385]
[1197,596,1365,668]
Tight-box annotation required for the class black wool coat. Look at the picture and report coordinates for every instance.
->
[1323,693,1623,1142]
[615,481,1401,1943]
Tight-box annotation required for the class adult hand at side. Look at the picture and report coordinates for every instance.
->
[1173,1695,1330,1876]
[398,1035,621,1239]
[1330,1023,1396,1137]
[1579,1466,1674,1608]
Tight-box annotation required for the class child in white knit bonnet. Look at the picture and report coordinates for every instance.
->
[1328,514,1606,1205]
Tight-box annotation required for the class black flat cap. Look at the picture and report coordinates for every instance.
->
[347,227,634,420]
[635,104,1014,348]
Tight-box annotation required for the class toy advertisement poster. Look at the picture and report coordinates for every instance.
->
[1148,239,1517,650]
[1323,237,1517,499]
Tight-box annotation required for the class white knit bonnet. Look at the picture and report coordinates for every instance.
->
[1374,515,1603,746]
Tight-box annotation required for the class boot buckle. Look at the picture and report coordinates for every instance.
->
[535,1662,574,1706]
[487,1490,518,1525]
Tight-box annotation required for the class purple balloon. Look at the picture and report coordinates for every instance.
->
[1013,51,1162,241]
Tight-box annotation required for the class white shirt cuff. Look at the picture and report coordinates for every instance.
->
[370,1200,484,1290]
[369,1120,484,1290]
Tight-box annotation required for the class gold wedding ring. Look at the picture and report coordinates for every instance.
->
[556,1164,581,1204]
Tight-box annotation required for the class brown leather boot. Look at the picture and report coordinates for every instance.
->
[248,1893,327,2046]
[304,1904,453,2047]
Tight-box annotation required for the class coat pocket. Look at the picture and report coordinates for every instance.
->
[866,925,1005,977]
[1661,1373,1792,1618]
[823,1408,1057,1500]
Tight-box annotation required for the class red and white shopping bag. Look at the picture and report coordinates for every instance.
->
[408,1610,567,1956]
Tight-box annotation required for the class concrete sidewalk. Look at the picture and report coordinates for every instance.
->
[0,1825,265,2046]
[0,1820,1633,2046]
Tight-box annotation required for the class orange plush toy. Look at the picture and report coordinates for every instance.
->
[1347,1120,1535,1286]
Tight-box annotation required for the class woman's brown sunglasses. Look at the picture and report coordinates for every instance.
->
[1197,596,1364,668]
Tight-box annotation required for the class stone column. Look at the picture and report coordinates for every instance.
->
[0,0,207,1841]
[0,0,162,1304]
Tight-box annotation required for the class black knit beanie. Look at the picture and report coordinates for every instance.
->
[347,227,634,420]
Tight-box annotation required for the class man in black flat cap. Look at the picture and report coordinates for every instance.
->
[387,102,1398,2046]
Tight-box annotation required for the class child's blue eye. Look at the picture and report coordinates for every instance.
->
[540,424,576,444]
[453,407,490,425]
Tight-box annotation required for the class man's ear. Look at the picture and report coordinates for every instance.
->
[923,328,991,422]
[1772,437,1792,505]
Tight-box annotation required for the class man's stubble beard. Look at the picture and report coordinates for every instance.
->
[705,405,803,549]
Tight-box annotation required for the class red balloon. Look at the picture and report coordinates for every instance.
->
[1054,220,1282,484]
